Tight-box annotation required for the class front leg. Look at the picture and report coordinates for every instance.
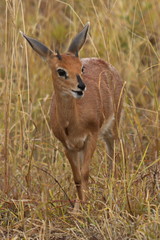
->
[65,150,84,212]
[65,134,98,212]
[80,134,97,199]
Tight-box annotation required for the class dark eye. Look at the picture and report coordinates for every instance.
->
[82,66,85,73]
[57,69,68,79]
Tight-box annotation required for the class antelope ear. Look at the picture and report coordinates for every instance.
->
[20,31,53,59]
[67,22,90,56]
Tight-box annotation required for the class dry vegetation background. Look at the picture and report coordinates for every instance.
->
[0,0,160,239]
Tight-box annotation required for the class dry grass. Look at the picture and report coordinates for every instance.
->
[0,0,160,239]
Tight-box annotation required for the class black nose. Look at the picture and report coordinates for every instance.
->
[76,74,86,91]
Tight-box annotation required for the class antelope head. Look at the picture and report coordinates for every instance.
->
[20,23,90,99]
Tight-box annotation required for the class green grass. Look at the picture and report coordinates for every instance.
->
[0,0,160,239]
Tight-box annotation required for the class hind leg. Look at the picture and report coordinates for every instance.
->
[103,129,115,171]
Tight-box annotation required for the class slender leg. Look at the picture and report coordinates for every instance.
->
[65,134,97,212]
[103,129,114,171]
[80,134,97,200]
[65,150,83,199]
[65,150,84,212]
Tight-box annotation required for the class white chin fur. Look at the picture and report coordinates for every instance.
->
[71,91,84,99]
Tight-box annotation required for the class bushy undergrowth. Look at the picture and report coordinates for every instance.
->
[0,0,159,239]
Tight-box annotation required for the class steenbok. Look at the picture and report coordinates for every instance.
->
[21,22,123,212]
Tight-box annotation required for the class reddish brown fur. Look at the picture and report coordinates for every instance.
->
[50,55,123,211]
[22,25,123,212]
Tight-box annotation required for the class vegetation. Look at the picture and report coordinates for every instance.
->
[0,0,159,239]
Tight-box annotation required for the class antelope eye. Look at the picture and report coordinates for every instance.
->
[57,69,68,79]
[82,66,85,73]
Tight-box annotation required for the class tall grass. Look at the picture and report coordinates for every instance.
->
[0,0,159,239]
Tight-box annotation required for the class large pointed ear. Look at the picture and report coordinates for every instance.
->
[20,31,53,59]
[67,22,90,56]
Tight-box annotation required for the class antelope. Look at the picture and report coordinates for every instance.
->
[21,22,123,212]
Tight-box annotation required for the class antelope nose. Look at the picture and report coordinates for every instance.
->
[78,82,86,91]
[76,74,86,91]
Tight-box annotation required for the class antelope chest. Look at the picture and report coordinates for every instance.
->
[64,124,88,151]
[51,118,87,151]
[65,134,87,151]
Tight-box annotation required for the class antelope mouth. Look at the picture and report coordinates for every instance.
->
[71,90,84,98]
